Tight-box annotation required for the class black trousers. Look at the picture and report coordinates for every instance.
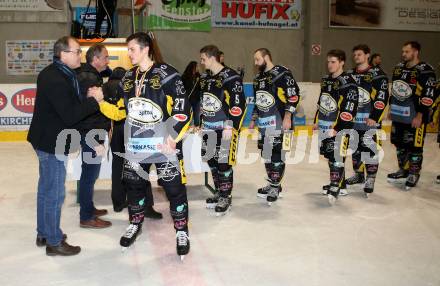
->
[110,122,154,208]
[391,121,426,175]
[94,0,116,35]
[122,159,188,231]
[320,135,349,190]
[258,133,286,186]
[350,129,380,176]
[202,130,236,197]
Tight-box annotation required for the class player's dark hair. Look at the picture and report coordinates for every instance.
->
[369,53,381,65]
[327,49,346,62]
[217,50,224,62]
[109,67,126,81]
[200,45,220,60]
[182,61,198,81]
[126,32,163,63]
[403,41,421,51]
[352,44,371,55]
[254,48,272,61]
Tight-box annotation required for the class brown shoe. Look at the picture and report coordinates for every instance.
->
[36,234,67,247]
[94,208,108,217]
[46,241,81,256]
[80,217,112,229]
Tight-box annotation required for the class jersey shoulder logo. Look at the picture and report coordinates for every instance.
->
[416,63,427,71]
[125,70,134,78]
[219,69,231,80]
[337,75,349,85]
[369,67,379,76]
[200,72,209,79]
[122,79,134,92]
[270,66,280,76]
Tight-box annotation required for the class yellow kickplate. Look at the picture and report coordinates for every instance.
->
[0,131,28,142]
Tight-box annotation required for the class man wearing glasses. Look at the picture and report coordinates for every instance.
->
[28,36,103,256]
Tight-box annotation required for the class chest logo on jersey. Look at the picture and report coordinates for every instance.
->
[319,93,337,115]
[255,91,275,111]
[392,80,412,101]
[127,97,163,126]
[123,80,134,92]
[200,79,206,89]
[202,92,222,115]
[258,77,271,89]
[394,68,402,76]
[149,75,161,90]
[358,87,371,106]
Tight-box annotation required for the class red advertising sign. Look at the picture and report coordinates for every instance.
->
[11,88,36,114]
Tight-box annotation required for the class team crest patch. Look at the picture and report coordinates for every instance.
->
[149,75,161,89]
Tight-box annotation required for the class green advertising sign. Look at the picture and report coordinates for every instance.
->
[146,0,211,31]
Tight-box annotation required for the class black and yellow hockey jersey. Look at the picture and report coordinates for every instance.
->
[346,65,389,130]
[199,67,246,131]
[390,62,436,124]
[99,63,192,162]
[314,72,359,132]
[252,65,300,131]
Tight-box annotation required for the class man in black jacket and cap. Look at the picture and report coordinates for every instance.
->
[28,36,103,256]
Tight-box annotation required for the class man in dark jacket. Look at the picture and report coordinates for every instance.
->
[75,43,112,228]
[102,68,127,212]
[28,36,103,256]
